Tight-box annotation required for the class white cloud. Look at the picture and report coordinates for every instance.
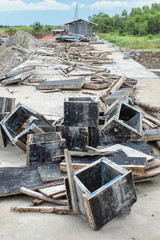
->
[89,1,129,10]
[71,1,85,8]
[0,0,85,12]
[136,0,160,8]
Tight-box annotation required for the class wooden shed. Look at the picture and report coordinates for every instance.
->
[64,19,96,36]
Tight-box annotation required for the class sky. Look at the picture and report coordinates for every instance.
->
[0,0,160,26]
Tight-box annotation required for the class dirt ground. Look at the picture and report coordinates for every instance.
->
[0,43,160,240]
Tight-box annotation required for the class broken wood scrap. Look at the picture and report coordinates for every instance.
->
[11,45,29,54]
[134,165,160,181]
[81,91,97,95]
[28,75,46,83]
[38,185,65,197]
[1,72,32,86]
[20,187,57,203]
[134,98,160,120]
[83,81,110,90]
[145,158,160,171]
[7,88,14,93]
[30,199,45,206]
[0,66,34,81]
[58,67,69,77]
[64,149,79,213]
[42,89,62,93]
[144,115,160,127]
[52,192,66,199]
[100,75,127,103]
[144,128,160,142]
[11,206,81,215]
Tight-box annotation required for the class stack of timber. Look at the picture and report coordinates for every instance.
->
[0,66,34,86]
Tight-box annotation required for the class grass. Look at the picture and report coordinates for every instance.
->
[0,25,61,37]
[98,32,160,50]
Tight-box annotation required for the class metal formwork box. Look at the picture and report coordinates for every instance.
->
[73,157,137,230]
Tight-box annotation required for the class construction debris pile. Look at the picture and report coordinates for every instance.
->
[0,31,160,231]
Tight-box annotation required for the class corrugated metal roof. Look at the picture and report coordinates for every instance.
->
[64,18,97,25]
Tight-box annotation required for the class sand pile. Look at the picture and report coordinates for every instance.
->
[0,43,30,73]
[12,31,38,49]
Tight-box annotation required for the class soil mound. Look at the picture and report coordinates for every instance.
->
[12,31,38,48]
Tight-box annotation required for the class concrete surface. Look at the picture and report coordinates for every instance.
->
[0,43,160,240]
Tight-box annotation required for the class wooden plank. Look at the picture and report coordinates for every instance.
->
[63,127,89,151]
[20,187,59,203]
[144,128,160,142]
[29,132,62,144]
[134,166,160,181]
[39,185,65,197]
[0,165,64,197]
[145,158,160,170]
[100,75,126,102]
[11,206,81,215]
[0,97,16,114]
[38,164,66,183]
[52,192,66,199]
[0,66,34,81]
[36,78,85,90]
[83,81,110,90]
[64,149,79,212]
[60,150,147,175]
[1,72,31,86]
[26,140,66,165]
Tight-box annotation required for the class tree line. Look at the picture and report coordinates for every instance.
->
[89,3,160,36]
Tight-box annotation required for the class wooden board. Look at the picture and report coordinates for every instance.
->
[36,78,85,90]
[1,72,31,86]
[145,128,160,142]
[29,132,62,144]
[0,97,15,114]
[38,185,65,197]
[38,164,66,183]
[0,66,34,81]
[26,139,66,165]
[134,166,160,181]
[85,172,136,230]
[0,165,64,197]
[60,150,147,175]
[63,126,89,151]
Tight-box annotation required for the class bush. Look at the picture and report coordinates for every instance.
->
[32,22,43,32]
[4,28,17,36]
[146,34,153,40]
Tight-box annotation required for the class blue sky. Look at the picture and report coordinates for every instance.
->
[0,0,159,26]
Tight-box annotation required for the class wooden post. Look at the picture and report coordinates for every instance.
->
[64,149,79,213]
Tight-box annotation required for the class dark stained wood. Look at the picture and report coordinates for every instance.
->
[38,164,66,183]
[0,165,64,197]
[27,139,66,165]
[63,126,89,151]
[64,97,99,127]
[36,78,85,90]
